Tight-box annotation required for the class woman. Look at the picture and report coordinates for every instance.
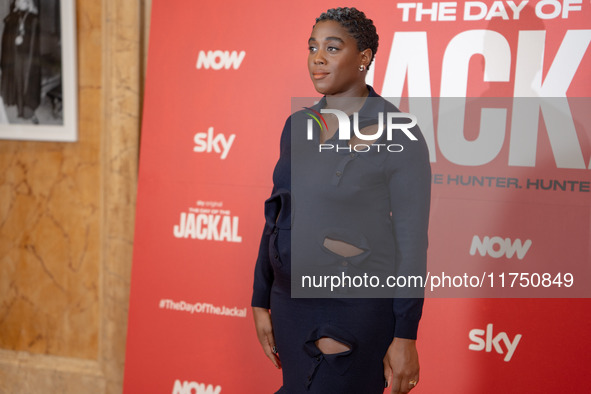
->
[252,8,431,394]
[0,0,41,123]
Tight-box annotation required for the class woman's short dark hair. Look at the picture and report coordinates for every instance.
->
[315,7,379,69]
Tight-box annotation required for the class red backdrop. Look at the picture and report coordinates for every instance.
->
[124,1,591,393]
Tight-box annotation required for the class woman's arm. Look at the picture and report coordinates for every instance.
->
[251,220,275,309]
[251,117,291,367]
[384,121,431,392]
[384,338,419,393]
[252,306,281,369]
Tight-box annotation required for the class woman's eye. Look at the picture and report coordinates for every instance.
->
[308,46,317,53]
[327,47,339,52]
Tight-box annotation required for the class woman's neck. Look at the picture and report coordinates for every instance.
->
[325,84,369,113]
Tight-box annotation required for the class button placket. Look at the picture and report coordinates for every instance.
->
[330,155,357,186]
[305,354,324,389]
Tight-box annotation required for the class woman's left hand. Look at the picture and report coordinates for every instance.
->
[383,337,420,393]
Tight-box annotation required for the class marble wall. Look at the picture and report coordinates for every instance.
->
[0,0,148,393]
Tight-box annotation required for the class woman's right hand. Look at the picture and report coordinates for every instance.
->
[252,307,281,369]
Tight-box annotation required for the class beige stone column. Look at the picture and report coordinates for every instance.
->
[101,0,143,392]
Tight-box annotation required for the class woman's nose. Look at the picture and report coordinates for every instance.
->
[313,50,326,65]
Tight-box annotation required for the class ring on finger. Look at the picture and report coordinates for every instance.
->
[409,379,418,387]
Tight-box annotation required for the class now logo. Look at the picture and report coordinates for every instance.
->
[469,235,532,260]
[196,50,245,70]
[172,379,222,394]
[469,323,522,362]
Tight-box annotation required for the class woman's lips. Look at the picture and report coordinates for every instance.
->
[312,72,329,80]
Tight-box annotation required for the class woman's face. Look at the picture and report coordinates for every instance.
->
[308,20,368,96]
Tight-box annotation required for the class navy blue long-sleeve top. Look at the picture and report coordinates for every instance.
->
[252,86,431,340]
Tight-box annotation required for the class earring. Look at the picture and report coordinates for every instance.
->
[359,65,365,72]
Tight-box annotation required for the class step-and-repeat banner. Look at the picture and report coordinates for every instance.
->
[124,1,591,393]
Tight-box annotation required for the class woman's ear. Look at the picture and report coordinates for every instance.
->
[360,48,373,69]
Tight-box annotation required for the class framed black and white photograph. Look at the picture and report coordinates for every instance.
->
[0,0,76,142]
